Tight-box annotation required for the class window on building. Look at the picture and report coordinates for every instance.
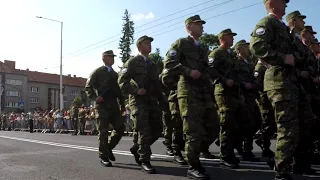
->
[5,79,22,86]
[30,97,39,103]
[71,90,78,96]
[31,87,39,93]
[5,102,19,108]
[6,90,21,97]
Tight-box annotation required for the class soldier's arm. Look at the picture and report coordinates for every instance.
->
[164,39,192,77]
[254,66,265,92]
[250,21,286,66]
[118,60,139,95]
[115,73,125,109]
[208,51,229,84]
[85,70,98,100]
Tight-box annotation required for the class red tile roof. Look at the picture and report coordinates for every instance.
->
[0,61,86,87]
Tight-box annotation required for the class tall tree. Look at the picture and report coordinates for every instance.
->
[119,9,135,63]
[200,33,220,51]
[149,48,164,75]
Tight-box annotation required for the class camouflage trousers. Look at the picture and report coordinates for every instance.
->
[169,99,184,151]
[162,101,173,147]
[97,108,125,160]
[179,95,219,166]
[215,93,249,159]
[235,96,261,153]
[131,100,163,162]
[267,88,314,175]
[256,93,276,150]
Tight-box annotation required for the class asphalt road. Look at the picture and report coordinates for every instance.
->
[0,131,319,180]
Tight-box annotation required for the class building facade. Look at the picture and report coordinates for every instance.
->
[0,60,87,113]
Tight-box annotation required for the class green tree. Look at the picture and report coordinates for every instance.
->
[149,48,164,75]
[200,33,220,51]
[119,9,135,63]
[72,96,82,108]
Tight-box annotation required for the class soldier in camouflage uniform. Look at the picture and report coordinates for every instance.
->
[209,29,247,168]
[70,103,79,135]
[286,12,319,174]
[85,50,126,167]
[118,36,163,174]
[162,15,219,179]
[254,58,276,159]
[233,40,260,162]
[161,75,175,156]
[250,1,315,179]
[78,105,86,135]
[1,114,7,130]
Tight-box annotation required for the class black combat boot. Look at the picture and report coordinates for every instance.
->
[242,151,260,162]
[173,149,187,165]
[274,173,293,180]
[187,164,209,180]
[141,162,156,174]
[201,150,216,159]
[108,149,115,161]
[100,158,112,167]
[130,144,141,165]
[220,156,239,169]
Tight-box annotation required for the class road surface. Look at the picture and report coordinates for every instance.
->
[0,131,319,180]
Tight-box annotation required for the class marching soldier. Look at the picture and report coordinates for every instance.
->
[209,28,247,168]
[70,103,79,135]
[118,36,163,174]
[85,50,126,167]
[78,105,86,135]
[250,0,315,179]
[163,15,219,179]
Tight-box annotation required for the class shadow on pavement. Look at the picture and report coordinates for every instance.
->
[113,161,320,180]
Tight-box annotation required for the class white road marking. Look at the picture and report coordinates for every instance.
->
[0,135,320,171]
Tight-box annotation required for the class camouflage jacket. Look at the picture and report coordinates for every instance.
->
[250,14,298,91]
[162,36,218,102]
[118,55,163,107]
[85,66,125,118]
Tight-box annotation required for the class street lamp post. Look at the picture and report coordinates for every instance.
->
[36,16,64,110]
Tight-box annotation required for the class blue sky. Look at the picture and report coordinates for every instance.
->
[0,0,319,78]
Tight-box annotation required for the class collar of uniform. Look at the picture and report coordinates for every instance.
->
[104,65,112,72]
[187,36,201,46]
[138,53,148,61]
[268,13,285,24]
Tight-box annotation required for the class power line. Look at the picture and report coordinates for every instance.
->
[63,0,218,57]
[64,0,235,58]
[152,2,262,37]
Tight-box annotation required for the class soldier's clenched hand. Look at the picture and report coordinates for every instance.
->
[137,88,146,95]
[95,96,104,103]
[189,70,201,79]
[284,54,295,66]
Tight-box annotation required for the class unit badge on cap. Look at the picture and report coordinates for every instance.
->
[254,71,259,77]
[255,28,265,36]
[169,50,177,56]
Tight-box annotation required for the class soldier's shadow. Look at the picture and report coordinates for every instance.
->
[114,160,320,180]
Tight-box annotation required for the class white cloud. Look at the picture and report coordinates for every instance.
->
[131,12,155,21]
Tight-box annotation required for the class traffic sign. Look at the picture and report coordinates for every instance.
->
[18,101,24,107]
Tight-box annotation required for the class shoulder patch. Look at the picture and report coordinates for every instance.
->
[208,58,214,63]
[162,68,168,74]
[169,50,177,57]
[255,28,265,36]
[121,68,127,74]
[254,71,259,77]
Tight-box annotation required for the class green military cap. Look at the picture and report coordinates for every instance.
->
[263,0,289,3]
[102,50,116,56]
[286,10,306,23]
[302,25,317,34]
[136,35,154,46]
[185,15,206,25]
[218,28,237,39]
[234,39,249,50]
